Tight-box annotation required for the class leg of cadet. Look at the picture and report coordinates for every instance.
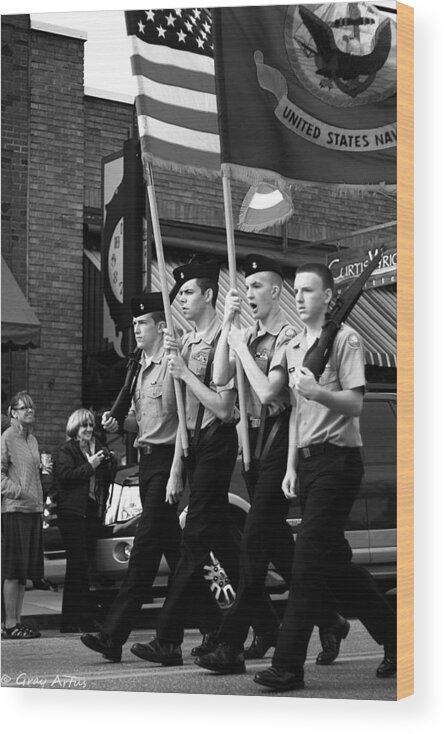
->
[100,448,179,645]
[272,447,395,675]
[157,424,238,645]
[218,416,291,648]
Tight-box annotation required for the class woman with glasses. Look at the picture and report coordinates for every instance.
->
[1,391,45,639]
[55,408,116,633]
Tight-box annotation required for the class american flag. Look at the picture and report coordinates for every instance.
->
[125,8,220,174]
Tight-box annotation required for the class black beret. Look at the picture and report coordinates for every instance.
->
[130,291,165,318]
[172,259,221,287]
[243,253,284,279]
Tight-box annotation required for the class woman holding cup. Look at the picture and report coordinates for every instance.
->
[1,391,45,639]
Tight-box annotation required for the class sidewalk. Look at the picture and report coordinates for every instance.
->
[19,587,165,631]
[21,588,63,630]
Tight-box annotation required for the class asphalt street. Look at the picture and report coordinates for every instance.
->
[1,620,396,700]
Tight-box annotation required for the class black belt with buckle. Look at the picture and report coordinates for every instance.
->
[298,443,341,460]
[248,412,286,429]
[140,444,154,455]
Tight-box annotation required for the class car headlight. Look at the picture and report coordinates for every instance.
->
[112,541,133,563]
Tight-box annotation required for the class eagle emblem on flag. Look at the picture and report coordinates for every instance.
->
[286,2,396,106]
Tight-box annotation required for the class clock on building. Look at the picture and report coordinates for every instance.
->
[101,138,145,336]
[107,218,124,304]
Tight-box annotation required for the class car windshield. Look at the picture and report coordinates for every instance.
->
[104,483,142,525]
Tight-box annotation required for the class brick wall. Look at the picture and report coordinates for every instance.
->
[84,95,134,210]
[24,22,85,453]
[1,16,32,402]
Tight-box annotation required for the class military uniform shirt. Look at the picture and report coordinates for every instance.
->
[245,309,298,420]
[285,324,365,448]
[130,345,178,446]
[181,315,234,430]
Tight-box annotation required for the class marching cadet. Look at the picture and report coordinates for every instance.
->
[80,292,181,662]
[196,254,349,675]
[129,260,241,666]
[253,263,396,691]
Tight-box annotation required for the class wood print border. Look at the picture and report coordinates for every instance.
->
[397,1,414,701]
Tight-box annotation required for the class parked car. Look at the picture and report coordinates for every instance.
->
[42,391,396,608]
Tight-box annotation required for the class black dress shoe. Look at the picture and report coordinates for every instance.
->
[316,617,350,665]
[191,630,219,657]
[130,638,183,666]
[79,618,102,633]
[244,629,278,660]
[195,642,246,674]
[80,632,122,662]
[254,667,305,692]
[61,625,82,634]
[376,647,397,678]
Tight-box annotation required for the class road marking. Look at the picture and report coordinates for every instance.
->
[23,652,384,685]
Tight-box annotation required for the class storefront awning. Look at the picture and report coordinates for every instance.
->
[346,287,396,368]
[1,258,41,349]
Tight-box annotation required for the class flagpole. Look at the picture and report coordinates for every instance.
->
[142,155,189,457]
[221,172,251,472]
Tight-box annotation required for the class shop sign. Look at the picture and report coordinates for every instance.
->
[327,246,396,290]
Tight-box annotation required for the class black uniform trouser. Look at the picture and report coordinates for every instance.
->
[218,413,296,646]
[157,422,240,645]
[58,500,101,628]
[219,415,342,647]
[101,445,181,645]
[272,445,396,673]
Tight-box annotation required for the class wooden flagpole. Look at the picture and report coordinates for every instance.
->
[222,172,251,472]
[142,155,189,457]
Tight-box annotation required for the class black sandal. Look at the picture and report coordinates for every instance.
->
[3,623,40,639]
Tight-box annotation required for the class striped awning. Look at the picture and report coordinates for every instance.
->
[1,258,41,349]
[150,260,396,368]
[345,287,396,368]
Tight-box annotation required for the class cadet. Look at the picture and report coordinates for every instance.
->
[80,292,181,662]
[130,260,240,666]
[197,254,349,674]
[254,263,396,692]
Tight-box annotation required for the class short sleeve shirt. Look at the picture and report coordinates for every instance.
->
[131,346,178,446]
[181,315,235,430]
[245,309,299,420]
[285,324,365,448]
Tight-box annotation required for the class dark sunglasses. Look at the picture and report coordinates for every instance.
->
[81,422,94,428]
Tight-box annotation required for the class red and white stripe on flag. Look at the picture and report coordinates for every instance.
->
[125,8,220,175]
[239,183,294,233]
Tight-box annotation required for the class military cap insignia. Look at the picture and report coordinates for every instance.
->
[252,261,258,269]
[139,303,145,311]
[348,333,361,349]
[180,271,185,279]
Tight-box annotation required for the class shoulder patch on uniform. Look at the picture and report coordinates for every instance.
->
[192,351,208,364]
[348,333,361,349]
